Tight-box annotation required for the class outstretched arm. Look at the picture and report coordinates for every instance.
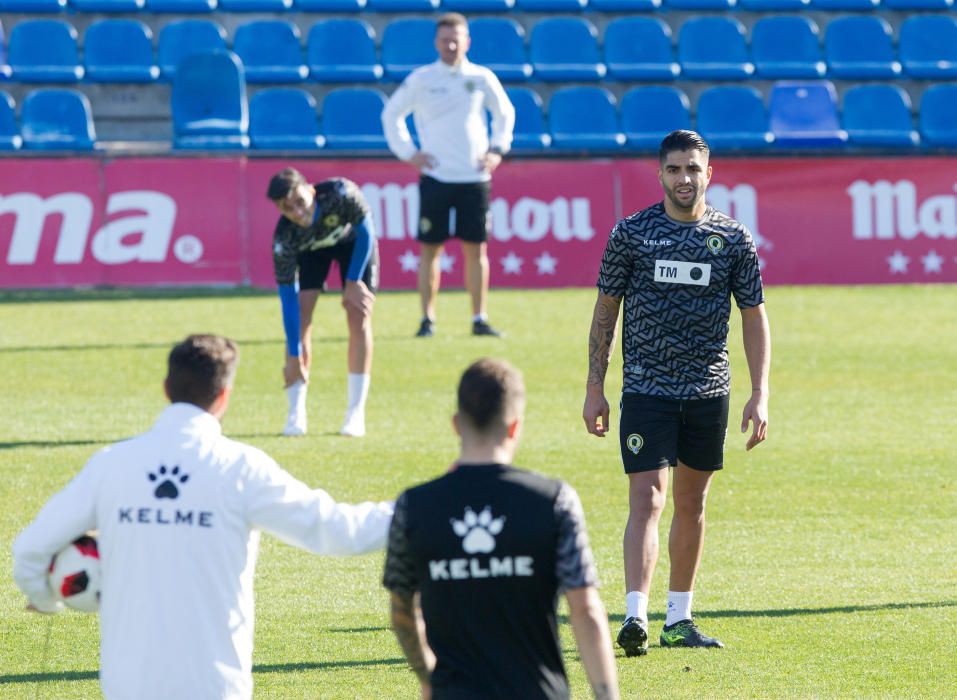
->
[566,587,619,700]
[740,303,770,450]
[583,292,622,437]
[390,591,435,698]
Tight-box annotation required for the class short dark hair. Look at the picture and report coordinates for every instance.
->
[166,335,239,410]
[436,12,468,33]
[266,167,307,201]
[659,130,710,163]
[457,358,525,433]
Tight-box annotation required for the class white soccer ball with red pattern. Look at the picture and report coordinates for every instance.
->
[48,535,101,612]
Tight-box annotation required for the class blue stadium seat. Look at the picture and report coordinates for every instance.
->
[147,0,215,12]
[842,85,917,148]
[368,0,437,10]
[84,20,159,83]
[250,88,323,150]
[505,87,549,150]
[71,0,145,11]
[0,0,65,11]
[738,0,808,8]
[589,0,659,8]
[604,18,679,81]
[769,81,847,148]
[220,0,289,8]
[919,85,957,147]
[442,0,514,9]
[233,21,307,84]
[529,18,605,82]
[0,91,21,150]
[752,16,825,79]
[172,51,248,150]
[0,21,10,80]
[295,0,362,10]
[321,88,388,150]
[468,18,530,82]
[884,0,952,7]
[549,87,624,151]
[158,20,227,80]
[308,20,382,83]
[810,0,877,8]
[516,0,585,9]
[21,88,95,151]
[665,0,733,8]
[825,17,901,80]
[696,86,773,150]
[9,20,83,83]
[900,16,957,80]
[381,19,437,81]
[620,86,690,150]
[678,17,754,80]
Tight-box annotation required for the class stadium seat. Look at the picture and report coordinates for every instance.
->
[233,21,307,84]
[71,0,145,11]
[158,20,227,80]
[171,51,249,150]
[381,18,437,81]
[516,0,585,9]
[295,0,363,10]
[529,18,605,82]
[752,16,825,79]
[441,0,513,9]
[678,17,754,80]
[884,0,952,7]
[549,87,624,151]
[84,20,159,83]
[368,0,437,10]
[588,0,659,8]
[825,17,901,80]
[696,86,773,150]
[810,0,877,8]
[505,87,549,150]
[768,81,847,148]
[21,88,95,151]
[321,88,388,150]
[0,0,65,11]
[9,20,83,83]
[147,0,216,12]
[919,85,957,147]
[604,17,679,81]
[308,20,382,83]
[665,0,733,8]
[220,0,290,8]
[738,0,808,8]
[842,85,918,148]
[0,21,10,80]
[250,88,324,150]
[620,86,690,150]
[468,18,530,82]
[900,16,957,80]
[0,91,21,150]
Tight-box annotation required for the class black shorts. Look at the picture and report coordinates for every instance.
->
[297,238,379,293]
[417,175,491,245]
[619,393,730,473]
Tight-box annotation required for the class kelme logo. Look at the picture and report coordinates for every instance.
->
[706,234,725,254]
[626,434,644,454]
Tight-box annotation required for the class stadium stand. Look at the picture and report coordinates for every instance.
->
[549,86,624,150]
[603,17,679,81]
[620,86,691,150]
[824,16,901,80]
[320,87,388,149]
[158,19,227,80]
[505,86,549,150]
[0,21,10,80]
[21,88,95,150]
[0,91,21,149]
[842,84,918,147]
[8,20,83,83]
[250,88,324,150]
[899,15,957,80]
[529,17,605,82]
[769,80,847,148]
[84,20,160,83]
[171,50,248,149]
[696,86,773,150]
[919,84,957,147]
[308,19,382,83]
[678,17,754,80]
[233,20,308,83]
[468,17,531,82]
[381,18,436,80]
[751,16,825,79]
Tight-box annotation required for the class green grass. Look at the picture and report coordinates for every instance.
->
[1,285,955,699]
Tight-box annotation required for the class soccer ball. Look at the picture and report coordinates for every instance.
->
[48,535,101,613]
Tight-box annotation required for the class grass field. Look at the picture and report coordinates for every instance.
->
[1,285,955,699]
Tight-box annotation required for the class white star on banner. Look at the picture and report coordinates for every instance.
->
[534,252,558,275]
[439,253,455,273]
[501,251,524,275]
[922,250,944,274]
[398,250,419,273]
[887,250,909,274]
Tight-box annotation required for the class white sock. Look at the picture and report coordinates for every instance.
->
[346,373,370,413]
[625,591,648,623]
[287,380,307,415]
[472,313,487,323]
[666,590,693,626]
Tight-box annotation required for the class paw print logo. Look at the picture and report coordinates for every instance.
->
[450,506,505,554]
[148,465,189,500]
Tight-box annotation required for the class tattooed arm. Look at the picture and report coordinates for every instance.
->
[390,590,435,697]
[583,292,623,437]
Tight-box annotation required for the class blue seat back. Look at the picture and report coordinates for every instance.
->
[442,0,513,10]
[529,18,604,82]
[697,86,773,149]
[752,16,824,79]
[900,16,957,79]
[250,88,323,149]
[381,18,437,81]
[9,20,83,83]
[842,84,917,147]
[172,50,248,147]
[919,85,957,146]
[21,88,95,150]
[0,91,21,150]
[468,18,530,82]
[549,86,624,149]
[516,0,585,10]
[505,86,549,150]
[769,80,846,147]
[678,17,753,80]
[0,0,65,11]
[368,0,438,10]
[84,20,159,83]
[159,20,227,79]
[604,17,678,81]
[825,16,900,79]
[321,87,388,149]
[620,86,690,149]
[308,19,381,82]
[233,21,307,83]
[146,0,216,12]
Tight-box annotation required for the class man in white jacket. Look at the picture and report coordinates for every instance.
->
[12,334,394,700]
[382,12,515,339]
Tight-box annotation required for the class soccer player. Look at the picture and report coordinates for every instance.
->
[12,334,394,699]
[583,130,771,655]
[381,12,515,339]
[268,168,378,437]
[384,358,619,700]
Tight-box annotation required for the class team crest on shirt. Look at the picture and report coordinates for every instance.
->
[706,234,725,254]
[464,80,476,92]
[626,434,644,455]
[420,217,432,234]
[323,214,340,228]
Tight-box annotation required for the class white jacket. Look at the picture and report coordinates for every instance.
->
[12,403,393,700]
[382,59,515,184]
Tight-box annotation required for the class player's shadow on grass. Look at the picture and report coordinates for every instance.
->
[0,439,111,450]
[0,337,282,354]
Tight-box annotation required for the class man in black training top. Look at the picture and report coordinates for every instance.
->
[583,130,771,655]
[267,168,379,438]
[384,358,619,700]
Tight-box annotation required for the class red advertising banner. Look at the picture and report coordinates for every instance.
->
[1,157,956,289]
